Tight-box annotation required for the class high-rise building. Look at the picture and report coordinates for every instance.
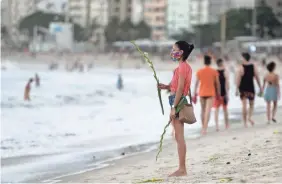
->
[1,0,36,27]
[1,0,10,27]
[256,0,282,23]
[189,0,209,25]
[167,0,192,36]
[131,0,143,24]
[230,0,255,8]
[143,0,167,40]
[107,0,133,22]
[68,0,108,27]
[189,0,255,26]
[208,0,232,23]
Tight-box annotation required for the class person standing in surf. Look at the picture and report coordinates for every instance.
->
[117,74,124,90]
[158,41,194,177]
[193,55,220,135]
[214,58,230,131]
[24,78,33,101]
[35,73,40,87]
[262,62,280,124]
[236,53,263,127]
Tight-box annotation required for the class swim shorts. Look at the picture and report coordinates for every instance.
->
[240,91,255,101]
[213,96,228,109]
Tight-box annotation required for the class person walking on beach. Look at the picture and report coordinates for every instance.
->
[24,78,33,101]
[35,73,40,87]
[214,59,230,131]
[262,62,280,123]
[158,41,194,177]
[236,53,263,127]
[193,55,220,135]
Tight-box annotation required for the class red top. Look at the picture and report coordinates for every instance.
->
[170,62,192,96]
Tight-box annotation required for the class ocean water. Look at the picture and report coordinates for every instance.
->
[1,61,267,182]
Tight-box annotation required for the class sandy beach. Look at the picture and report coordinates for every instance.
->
[53,108,282,183]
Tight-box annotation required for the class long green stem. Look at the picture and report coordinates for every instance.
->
[155,120,171,161]
[130,41,164,115]
[155,97,186,161]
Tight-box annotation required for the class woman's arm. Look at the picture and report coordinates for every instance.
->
[262,75,266,92]
[194,78,199,97]
[254,64,262,92]
[277,75,280,99]
[236,66,243,92]
[158,83,170,90]
[194,70,200,97]
[225,70,230,95]
[166,83,171,90]
[215,75,221,97]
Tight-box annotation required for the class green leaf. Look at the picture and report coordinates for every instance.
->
[131,41,164,115]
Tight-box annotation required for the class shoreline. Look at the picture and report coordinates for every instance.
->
[2,105,254,183]
[54,109,282,183]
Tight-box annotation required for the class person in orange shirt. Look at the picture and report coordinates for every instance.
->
[193,55,220,135]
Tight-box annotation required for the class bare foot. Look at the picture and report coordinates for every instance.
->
[244,123,248,128]
[169,169,187,177]
[248,118,255,126]
[225,124,230,130]
[216,128,219,132]
[201,130,207,135]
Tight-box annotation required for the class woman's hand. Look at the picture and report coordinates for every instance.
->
[170,108,176,120]
[225,94,229,103]
[158,83,169,90]
[192,95,197,104]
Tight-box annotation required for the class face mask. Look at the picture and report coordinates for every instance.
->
[170,50,182,62]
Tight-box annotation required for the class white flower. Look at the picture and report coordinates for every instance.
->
[144,52,148,56]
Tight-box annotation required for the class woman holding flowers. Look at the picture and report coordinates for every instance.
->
[158,41,194,177]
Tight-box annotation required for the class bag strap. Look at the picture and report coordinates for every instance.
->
[188,88,192,105]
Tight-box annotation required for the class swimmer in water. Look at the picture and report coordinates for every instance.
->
[24,78,33,101]
[35,73,40,87]
[117,74,124,90]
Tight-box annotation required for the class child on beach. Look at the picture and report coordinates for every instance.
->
[24,78,33,101]
[193,55,220,135]
[158,41,194,177]
[214,59,230,131]
[262,62,280,123]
